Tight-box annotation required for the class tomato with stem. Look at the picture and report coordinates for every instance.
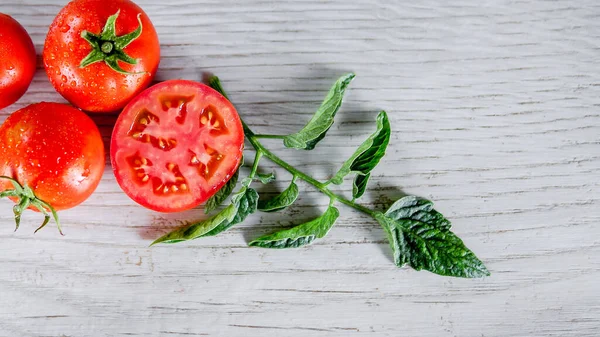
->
[43,0,160,112]
[0,102,105,233]
[111,80,244,212]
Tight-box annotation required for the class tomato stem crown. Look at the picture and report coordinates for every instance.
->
[79,10,146,75]
[0,176,63,235]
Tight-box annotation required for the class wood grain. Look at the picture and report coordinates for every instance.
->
[1,0,599,336]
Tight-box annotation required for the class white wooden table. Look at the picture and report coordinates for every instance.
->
[1,1,599,336]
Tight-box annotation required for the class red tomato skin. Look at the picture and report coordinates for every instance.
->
[0,102,105,210]
[0,13,37,110]
[43,0,160,112]
[111,80,244,213]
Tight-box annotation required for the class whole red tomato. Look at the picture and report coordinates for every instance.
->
[43,0,160,112]
[0,13,37,110]
[0,102,105,233]
[111,80,244,212]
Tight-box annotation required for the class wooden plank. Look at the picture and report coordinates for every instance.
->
[0,0,599,336]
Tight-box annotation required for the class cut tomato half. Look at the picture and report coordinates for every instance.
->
[110,80,244,212]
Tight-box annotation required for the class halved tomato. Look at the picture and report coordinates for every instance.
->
[110,80,244,212]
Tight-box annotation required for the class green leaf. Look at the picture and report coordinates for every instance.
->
[151,203,238,245]
[254,172,276,184]
[151,185,259,245]
[384,195,451,230]
[249,206,339,248]
[257,181,299,212]
[202,187,259,237]
[205,166,240,214]
[283,73,355,150]
[352,172,370,200]
[374,196,489,278]
[330,111,391,185]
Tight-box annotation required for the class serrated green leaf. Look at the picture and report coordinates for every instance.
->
[257,181,299,212]
[330,111,391,185]
[249,206,339,248]
[374,196,489,278]
[151,203,238,245]
[385,195,451,231]
[283,73,355,150]
[152,187,259,244]
[205,168,240,214]
[202,187,259,237]
[254,172,276,184]
[352,172,370,200]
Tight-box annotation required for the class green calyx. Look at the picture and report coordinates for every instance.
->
[0,176,63,235]
[79,10,146,75]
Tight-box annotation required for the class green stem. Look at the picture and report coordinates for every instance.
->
[249,150,263,178]
[241,120,376,218]
[254,134,287,140]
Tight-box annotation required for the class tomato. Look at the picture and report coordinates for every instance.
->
[111,80,244,212]
[0,102,105,214]
[43,0,160,112]
[0,13,37,110]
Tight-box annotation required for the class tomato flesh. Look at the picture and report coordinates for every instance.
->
[111,80,244,212]
[0,102,105,210]
[0,13,36,110]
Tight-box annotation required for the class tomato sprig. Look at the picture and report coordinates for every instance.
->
[80,10,145,75]
[0,176,63,235]
[151,75,491,279]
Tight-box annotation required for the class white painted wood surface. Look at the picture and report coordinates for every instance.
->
[1,0,599,336]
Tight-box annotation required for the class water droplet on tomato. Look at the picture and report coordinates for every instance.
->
[6,64,14,70]
[61,75,67,83]
[60,24,70,33]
